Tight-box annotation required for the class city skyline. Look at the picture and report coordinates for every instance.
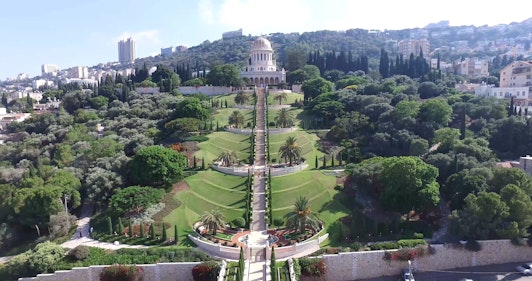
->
[0,0,531,79]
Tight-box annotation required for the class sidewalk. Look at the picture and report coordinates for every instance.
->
[61,203,148,250]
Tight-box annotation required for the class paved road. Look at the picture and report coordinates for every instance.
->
[359,262,532,281]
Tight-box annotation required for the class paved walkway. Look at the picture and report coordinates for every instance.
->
[61,203,148,250]
[245,87,270,281]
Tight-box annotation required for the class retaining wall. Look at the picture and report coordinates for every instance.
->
[18,262,199,281]
[321,239,532,281]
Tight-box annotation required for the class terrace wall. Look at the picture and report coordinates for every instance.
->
[320,239,531,281]
[18,262,199,281]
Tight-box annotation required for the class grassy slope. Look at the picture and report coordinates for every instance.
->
[194,131,251,165]
[211,108,253,129]
[270,170,349,230]
[163,171,247,242]
[268,130,324,166]
[266,92,303,105]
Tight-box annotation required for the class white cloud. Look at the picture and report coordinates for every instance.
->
[199,0,313,35]
[114,30,161,45]
[198,0,216,24]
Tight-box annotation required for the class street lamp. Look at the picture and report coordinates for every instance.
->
[64,194,69,229]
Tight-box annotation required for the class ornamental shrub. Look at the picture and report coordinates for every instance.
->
[192,261,221,281]
[68,245,90,261]
[298,258,327,277]
[232,217,246,228]
[99,264,143,281]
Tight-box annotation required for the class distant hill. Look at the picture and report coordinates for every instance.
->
[132,18,532,75]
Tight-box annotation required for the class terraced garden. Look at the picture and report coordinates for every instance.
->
[163,171,248,242]
[269,170,349,227]
[268,130,324,165]
[211,107,253,129]
[266,92,303,105]
[194,131,252,165]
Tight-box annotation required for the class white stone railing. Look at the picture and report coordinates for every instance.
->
[268,104,291,109]
[268,127,297,135]
[269,163,309,176]
[233,104,255,109]
[211,165,252,176]
[188,234,241,260]
[225,127,253,135]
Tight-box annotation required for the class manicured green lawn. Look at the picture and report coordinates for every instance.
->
[212,108,253,129]
[267,107,302,128]
[212,92,256,108]
[163,171,247,243]
[194,131,252,165]
[266,92,303,105]
[270,170,349,230]
[268,130,324,165]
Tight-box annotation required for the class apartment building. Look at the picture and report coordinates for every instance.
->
[397,39,430,57]
[41,64,59,76]
[118,37,136,64]
[500,61,532,88]
[68,66,89,79]
[454,58,489,77]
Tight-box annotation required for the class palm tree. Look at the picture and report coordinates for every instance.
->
[234,91,250,105]
[216,150,237,167]
[228,110,245,128]
[274,108,295,128]
[284,196,321,234]
[199,209,226,235]
[278,136,302,166]
[273,92,288,105]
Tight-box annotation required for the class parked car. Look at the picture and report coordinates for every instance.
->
[516,262,532,275]
[402,268,415,281]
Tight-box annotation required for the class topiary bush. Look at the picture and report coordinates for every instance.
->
[99,264,143,281]
[232,217,246,228]
[192,261,221,281]
[68,245,90,261]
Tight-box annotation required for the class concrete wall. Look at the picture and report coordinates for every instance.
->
[179,86,233,96]
[268,127,297,135]
[320,240,532,281]
[19,262,199,281]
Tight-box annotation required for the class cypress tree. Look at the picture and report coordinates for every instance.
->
[118,218,124,235]
[128,220,133,237]
[225,99,228,108]
[216,121,219,131]
[238,247,245,281]
[322,156,326,169]
[107,217,113,235]
[174,225,179,244]
[315,155,318,169]
[201,157,205,170]
[193,155,197,169]
[139,223,144,238]
[331,155,335,167]
[150,223,155,238]
[162,223,168,241]
[459,108,466,140]
[339,153,343,166]
[270,246,278,281]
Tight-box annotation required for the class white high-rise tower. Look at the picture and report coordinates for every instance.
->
[118,37,136,64]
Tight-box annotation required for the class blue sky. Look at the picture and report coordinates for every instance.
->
[1,0,530,80]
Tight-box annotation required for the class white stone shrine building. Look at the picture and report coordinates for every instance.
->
[240,37,286,86]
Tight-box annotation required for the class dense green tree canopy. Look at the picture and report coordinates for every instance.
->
[129,145,188,188]
[110,186,165,216]
[206,64,241,86]
[301,77,334,101]
[175,97,209,120]
[380,156,440,213]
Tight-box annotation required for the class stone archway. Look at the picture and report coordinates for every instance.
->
[269,77,274,84]
[254,77,259,85]
[275,77,279,84]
